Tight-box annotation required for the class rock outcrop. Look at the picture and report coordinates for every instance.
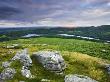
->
[0,68,16,80]
[0,49,33,80]
[33,51,66,73]
[12,49,32,78]
[12,49,32,67]
[65,74,98,82]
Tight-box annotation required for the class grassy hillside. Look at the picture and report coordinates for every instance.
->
[0,37,110,82]
[1,37,110,59]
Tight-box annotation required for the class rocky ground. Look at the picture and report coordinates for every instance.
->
[0,48,110,82]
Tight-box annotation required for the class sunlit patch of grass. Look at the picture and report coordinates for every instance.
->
[62,51,110,82]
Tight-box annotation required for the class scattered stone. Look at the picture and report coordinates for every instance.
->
[65,74,98,82]
[33,51,66,73]
[7,50,14,54]
[12,49,33,78]
[42,44,48,46]
[41,79,50,82]
[105,64,110,74]
[12,49,32,67]
[101,49,106,52]
[19,81,25,82]
[21,66,32,78]
[0,49,33,80]
[6,44,21,49]
[0,68,16,80]
[2,61,11,68]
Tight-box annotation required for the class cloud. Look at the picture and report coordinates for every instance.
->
[0,0,110,27]
[0,6,21,19]
[37,18,75,27]
[0,20,37,27]
[81,8,110,19]
[107,2,110,6]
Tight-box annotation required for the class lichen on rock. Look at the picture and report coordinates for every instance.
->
[0,68,16,80]
[65,74,98,82]
[33,51,66,73]
[2,61,11,68]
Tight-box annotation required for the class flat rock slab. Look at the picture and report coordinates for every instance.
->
[33,51,66,73]
[65,74,98,82]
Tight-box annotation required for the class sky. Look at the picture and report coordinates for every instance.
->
[0,0,110,27]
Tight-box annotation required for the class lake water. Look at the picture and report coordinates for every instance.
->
[58,34,100,40]
[22,34,40,38]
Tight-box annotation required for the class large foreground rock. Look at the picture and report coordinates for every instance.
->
[33,51,66,73]
[65,74,98,82]
[0,68,16,80]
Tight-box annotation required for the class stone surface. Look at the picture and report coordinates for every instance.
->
[6,44,21,49]
[12,49,32,67]
[65,74,98,82]
[12,49,32,78]
[105,64,110,74]
[41,79,50,82]
[21,66,32,78]
[19,81,25,82]
[2,61,11,68]
[33,51,66,73]
[0,68,16,80]
[0,49,33,80]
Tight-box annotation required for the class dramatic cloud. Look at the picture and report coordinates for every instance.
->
[0,0,110,27]
[0,6,21,19]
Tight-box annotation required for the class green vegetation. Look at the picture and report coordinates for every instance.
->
[0,37,110,82]
[0,25,110,41]
[1,37,110,59]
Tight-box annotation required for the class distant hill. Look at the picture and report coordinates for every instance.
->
[0,25,110,42]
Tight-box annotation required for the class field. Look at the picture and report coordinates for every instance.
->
[0,37,110,82]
